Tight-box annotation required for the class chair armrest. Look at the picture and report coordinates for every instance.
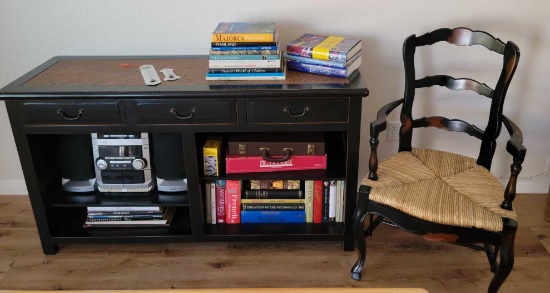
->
[500,114,527,210]
[367,99,404,180]
[370,98,405,137]
[501,114,526,161]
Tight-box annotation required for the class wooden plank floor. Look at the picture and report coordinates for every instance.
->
[0,194,549,292]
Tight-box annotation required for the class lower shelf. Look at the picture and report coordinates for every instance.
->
[204,222,344,238]
[49,207,193,241]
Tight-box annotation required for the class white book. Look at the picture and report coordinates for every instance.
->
[329,180,337,221]
[206,75,286,81]
[205,182,212,224]
[86,206,161,212]
[305,180,314,223]
[210,182,216,224]
[208,58,282,68]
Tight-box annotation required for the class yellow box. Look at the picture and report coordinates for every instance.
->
[203,136,222,176]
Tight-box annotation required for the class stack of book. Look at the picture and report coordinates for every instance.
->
[284,34,362,78]
[240,180,305,224]
[83,206,176,228]
[204,179,346,225]
[206,22,286,81]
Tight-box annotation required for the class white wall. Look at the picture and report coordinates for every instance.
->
[0,0,548,194]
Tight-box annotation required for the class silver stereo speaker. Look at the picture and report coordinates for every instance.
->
[91,133,155,193]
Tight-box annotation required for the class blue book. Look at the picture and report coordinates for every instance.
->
[209,54,281,61]
[286,57,361,78]
[240,210,306,223]
[283,52,361,69]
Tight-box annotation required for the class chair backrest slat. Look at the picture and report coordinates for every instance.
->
[398,27,520,169]
[415,75,494,98]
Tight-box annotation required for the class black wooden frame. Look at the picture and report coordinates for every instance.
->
[351,28,525,293]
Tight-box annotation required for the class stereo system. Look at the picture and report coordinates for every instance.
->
[61,133,187,193]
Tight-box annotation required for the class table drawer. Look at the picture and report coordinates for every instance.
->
[246,97,349,123]
[20,100,124,125]
[132,99,236,124]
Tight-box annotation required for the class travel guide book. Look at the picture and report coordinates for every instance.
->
[286,34,362,62]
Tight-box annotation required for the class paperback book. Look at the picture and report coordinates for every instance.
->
[212,22,277,42]
[287,34,362,62]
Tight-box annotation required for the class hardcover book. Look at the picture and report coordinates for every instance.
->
[313,180,323,223]
[286,55,362,78]
[209,49,279,56]
[212,22,277,42]
[215,180,226,224]
[243,189,303,199]
[283,52,361,69]
[240,210,306,223]
[241,203,305,211]
[249,180,301,190]
[286,34,362,62]
[225,180,241,224]
[209,53,280,60]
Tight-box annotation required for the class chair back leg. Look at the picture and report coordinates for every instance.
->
[488,224,517,293]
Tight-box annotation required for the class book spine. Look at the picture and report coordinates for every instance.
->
[305,180,314,223]
[215,180,226,224]
[313,180,323,223]
[240,198,305,204]
[208,59,282,68]
[211,33,274,42]
[225,180,241,224]
[283,54,346,68]
[86,214,164,221]
[329,180,337,222]
[286,45,347,62]
[240,211,306,223]
[207,67,283,74]
[249,180,301,190]
[323,180,330,222]
[243,189,303,199]
[210,49,279,56]
[205,182,212,224]
[211,41,278,47]
[210,182,217,224]
[241,203,305,211]
[86,206,160,212]
[286,61,348,78]
[87,211,162,216]
[209,54,280,60]
[211,46,279,51]
[205,75,286,81]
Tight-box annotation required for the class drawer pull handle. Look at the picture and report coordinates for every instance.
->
[260,147,293,162]
[170,107,197,119]
[283,106,310,118]
[57,109,85,120]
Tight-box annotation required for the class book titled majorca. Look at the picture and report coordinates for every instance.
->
[212,22,277,43]
[286,34,362,62]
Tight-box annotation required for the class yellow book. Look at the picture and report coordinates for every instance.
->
[211,22,276,43]
[203,136,222,176]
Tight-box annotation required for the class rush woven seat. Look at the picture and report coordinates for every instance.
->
[363,148,517,233]
[350,28,526,293]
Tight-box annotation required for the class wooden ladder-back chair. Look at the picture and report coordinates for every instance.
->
[351,27,526,293]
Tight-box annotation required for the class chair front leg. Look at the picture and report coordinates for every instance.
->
[488,221,517,293]
[351,185,371,280]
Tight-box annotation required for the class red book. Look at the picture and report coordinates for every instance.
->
[226,154,327,174]
[225,180,241,224]
[313,180,324,223]
[215,180,226,224]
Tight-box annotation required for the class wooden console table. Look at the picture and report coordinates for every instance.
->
[0,55,369,254]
